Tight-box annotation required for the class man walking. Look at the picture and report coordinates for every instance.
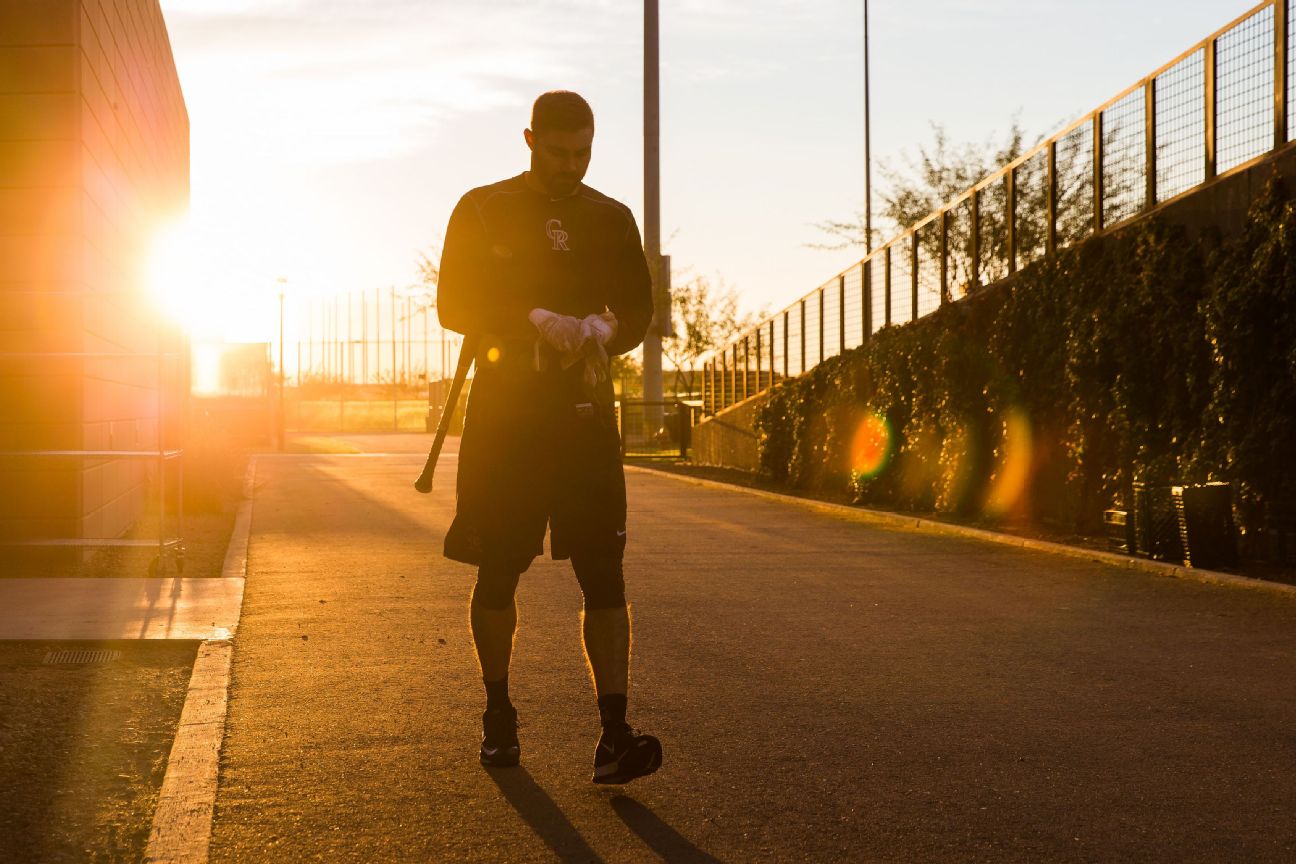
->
[436,91,661,784]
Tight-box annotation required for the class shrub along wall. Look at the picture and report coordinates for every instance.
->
[755,178,1296,548]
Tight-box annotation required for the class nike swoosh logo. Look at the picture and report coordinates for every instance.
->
[616,529,627,537]
[600,741,618,754]
[482,746,500,756]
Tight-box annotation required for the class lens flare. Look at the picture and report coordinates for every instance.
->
[850,412,892,479]
[986,407,1034,516]
[485,345,502,365]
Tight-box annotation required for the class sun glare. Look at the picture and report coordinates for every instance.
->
[986,408,1034,517]
[147,218,209,330]
[850,412,892,479]
[146,217,280,342]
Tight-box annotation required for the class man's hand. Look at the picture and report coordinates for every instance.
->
[530,308,619,388]
[581,312,617,348]
[529,308,585,359]
[579,312,618,388]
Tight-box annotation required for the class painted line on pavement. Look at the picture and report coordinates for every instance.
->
[145,456,257,864]
[626,465,1296,597]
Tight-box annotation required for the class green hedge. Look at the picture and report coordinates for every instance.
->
[756,177,1296,543]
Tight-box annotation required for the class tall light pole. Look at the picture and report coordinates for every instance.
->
[276,277,287,451]
[643,0,664,413]
[864,0,872,253]
[390,285,398,430]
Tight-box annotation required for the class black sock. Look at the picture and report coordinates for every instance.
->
[484,676,511,711]
[598,693,627,731]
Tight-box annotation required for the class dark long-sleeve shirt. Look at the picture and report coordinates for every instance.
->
[437,174,649,567]
[437,174,653,358]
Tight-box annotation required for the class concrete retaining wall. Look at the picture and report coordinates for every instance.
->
[691,393,765,472]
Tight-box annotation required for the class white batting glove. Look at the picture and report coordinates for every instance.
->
[578,312,618,389]
[529,308,585,359]
[580,311,617,347]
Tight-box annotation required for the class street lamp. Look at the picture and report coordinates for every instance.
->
[276,277,287,451]
[864,0,872,252]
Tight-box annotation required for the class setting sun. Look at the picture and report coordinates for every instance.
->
[146,216,285,342]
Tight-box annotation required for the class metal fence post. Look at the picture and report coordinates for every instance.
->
[1277,0,1288,149]
[861,261,871,340]
[731,344,739,406]
[782,309,790,380]
[1007,169,1018,273]
[1093,111,1104,233]
[715,347,725,409]
[1206,36,1217,180]
[817,288,825,364]
[705,357,715,411]
[742,336,750,401]
[969,192,980,291]
[883,247,892,326]
[768,319,775,385]
[799,298,806,373]
[838,274,846,354]
[939,210,949,304]
[1046,140,1057,256]
[1145,77,1158,208]
[909,233,919,321]
[754,328,763,393]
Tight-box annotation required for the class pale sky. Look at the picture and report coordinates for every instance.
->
[155,0,1246,343]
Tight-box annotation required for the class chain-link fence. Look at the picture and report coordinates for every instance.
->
[702,0,1294,418]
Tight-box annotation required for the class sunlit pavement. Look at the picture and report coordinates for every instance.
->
[209,433,1296,863]
[0,577,242,640]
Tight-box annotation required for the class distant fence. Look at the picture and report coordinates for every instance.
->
[702,0,1296,416]
[616,400,701,458]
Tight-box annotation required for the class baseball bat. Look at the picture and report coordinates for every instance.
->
[414,336,477,493]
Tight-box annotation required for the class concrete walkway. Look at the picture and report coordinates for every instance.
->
[0,577,243,640]
[210,435,1296,863]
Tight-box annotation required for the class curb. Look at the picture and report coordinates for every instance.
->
[625,464,1296,598]
[145,456,257,864]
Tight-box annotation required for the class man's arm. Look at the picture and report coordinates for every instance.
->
[436,194,536,341]
[604,214,654,356]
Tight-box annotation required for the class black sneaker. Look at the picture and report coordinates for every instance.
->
[592,724,662,784]
[480,706,520,767]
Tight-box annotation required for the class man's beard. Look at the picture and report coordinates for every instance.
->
[548,172,579,195]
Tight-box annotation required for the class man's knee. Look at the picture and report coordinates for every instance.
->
[572,552,626,610]
[472,564,522,610]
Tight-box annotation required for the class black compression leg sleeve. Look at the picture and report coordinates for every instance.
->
[571,551,627,610]
[472,563,522,611]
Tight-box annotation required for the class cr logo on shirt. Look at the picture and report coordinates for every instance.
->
[545,218,570,252]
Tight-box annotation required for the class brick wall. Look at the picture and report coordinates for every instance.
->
[0,0,188,551]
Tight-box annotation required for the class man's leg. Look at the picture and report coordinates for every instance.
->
[572,550,629,709]
[470,591,517,683]
[573,551,661,784]
[472,563,522,766]
[581,603,629,698]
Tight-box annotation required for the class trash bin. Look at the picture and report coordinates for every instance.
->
[1172,482,1237,570]
[1132,483,1184,563]
[1104,509,1132,553]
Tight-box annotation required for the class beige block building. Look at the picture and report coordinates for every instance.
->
[0,0,188,555]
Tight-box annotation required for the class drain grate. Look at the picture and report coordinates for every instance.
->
[43,649,122,665]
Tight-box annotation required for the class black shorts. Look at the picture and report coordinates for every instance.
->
[444,363,627,572]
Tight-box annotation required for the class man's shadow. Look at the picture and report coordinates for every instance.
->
[610,795,726,864]
[484,766,605,863]
[484,768,725,864]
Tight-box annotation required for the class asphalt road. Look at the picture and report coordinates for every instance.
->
[209,435,1296,863]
